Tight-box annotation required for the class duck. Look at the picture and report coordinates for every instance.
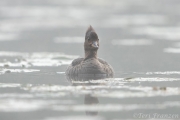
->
[66,26,114,79]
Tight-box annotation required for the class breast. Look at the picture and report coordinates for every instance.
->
[65,57,114,79]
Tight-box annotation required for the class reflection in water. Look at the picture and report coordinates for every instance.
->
[66,65,110,116]
[84,94,99,116]
[66,73,103,116]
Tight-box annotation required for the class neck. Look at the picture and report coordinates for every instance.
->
[84,49,97,61]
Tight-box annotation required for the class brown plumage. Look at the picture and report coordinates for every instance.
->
[66,26,114,78]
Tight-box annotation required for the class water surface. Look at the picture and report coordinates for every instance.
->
[0,0,180,120]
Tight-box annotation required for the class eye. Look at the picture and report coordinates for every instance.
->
[87,38,90,42]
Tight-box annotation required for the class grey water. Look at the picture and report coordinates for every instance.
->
[0,0,180,120]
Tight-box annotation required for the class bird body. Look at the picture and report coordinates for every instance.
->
[66,57,113,77]
[66,26,114,79]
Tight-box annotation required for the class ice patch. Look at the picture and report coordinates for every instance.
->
[54,37,84,43]
[0,51,77,67]
[112,39,152,46]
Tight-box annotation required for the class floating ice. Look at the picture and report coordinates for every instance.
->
[146,71,180,75]
[164,48,180,53]
[0,99,58,112]
[0,69,40,74]
[132,27,180,40]
[102,15,167,28]
[0,83,21,88]
[52,101,180,112]
[0,33,18,41]
[0,51,77,67]
[54,37,84,43]
[44,116,104,120]
[112,39,152,46]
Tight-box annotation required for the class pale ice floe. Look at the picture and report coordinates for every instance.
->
[146,71,180,75]
[0,69,40,74]
[0,51,77,67]
[19,81,180,98]
[56,72,65,74]
[118,77,179,81]
[132,26,180,40]
[0,99,58,112]
[44,116,104,120]
[164,47,180,53]
[0,83,21,88]
[102,15,167,28]
[0,92,67,99]
[54,37,84,43]
[111,39,152,46]
[0,33,18,41]
[52,101,180,112]
[0,98,179,112]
